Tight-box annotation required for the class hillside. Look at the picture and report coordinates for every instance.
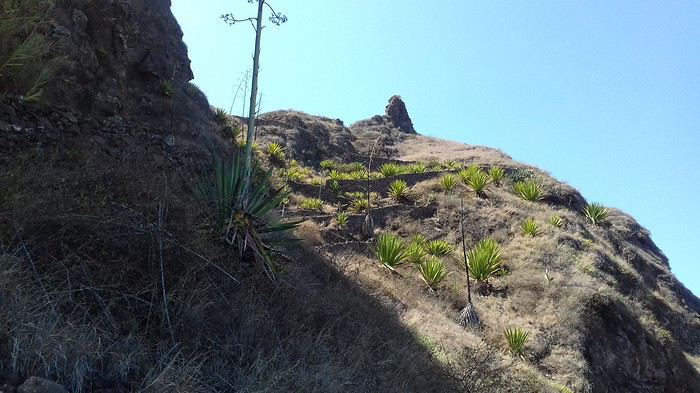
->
[1,1,699,392]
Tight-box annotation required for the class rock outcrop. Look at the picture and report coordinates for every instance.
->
[384,95,415,133]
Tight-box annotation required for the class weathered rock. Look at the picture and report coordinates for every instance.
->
[384,95,415,133]
[16,378,67,393]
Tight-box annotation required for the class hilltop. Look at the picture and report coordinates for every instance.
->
[1,1,699,392]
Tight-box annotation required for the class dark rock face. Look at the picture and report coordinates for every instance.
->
[17,377,67,393]
[384,95,415,133]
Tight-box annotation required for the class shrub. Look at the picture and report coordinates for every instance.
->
[319,159,337,171]
[583,203,608,225]
[459,164,481,184]
[418,257,451,291]
[379,163,402,178]
[504,327,529,358]
[406,242,428,265]
[349,197,369,213]
[349,170,369,181]
[266,143,286,163]
[439,174,458,194]
[196,154,298,279]
[336,211,349,227]
[375,233,407,271]
[507,168,534,183]
[488,166,505,185]
[327,179,340,193]
[464,239,503,285]
[281,166,306,182]
[425,240,453,257]
[388,180,410,202]
[299,198,323,211]
[520,218,539,237]
[214,108,229,123]
[407,163,428,174]
[548,215,564,227]
[465,170,491,196]
[513,180,544,202]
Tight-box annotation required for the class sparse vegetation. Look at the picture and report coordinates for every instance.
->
[583,203,608,225]
[407,162,428,174]
[388,179,410,202]
[375,233,407,271]
[266,142,286,163]
[299,197,323,211]
[160,80,174,97]
[513,180,545,202]
[214,107,229,123]
[380,163,402,178]
[508,168,534,183]
[465,170,491,196]
[418,257,451,291]
[489,166,505,185]
[520,218,540,237]
[320,159,337,171]
[336,211,349,227]
[350,197,369,213]
[439,174,458,194]
[548,215,564,227]
[504,327,529,358]
[464,239,503,286]
[442,160,463,170]
[406,241,428,265]
[459,164,481,184]
[425,240,454,257]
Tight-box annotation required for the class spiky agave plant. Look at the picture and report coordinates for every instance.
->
[459,164,481,184]
[266,142,286,163]
[488,166,505,186]
[379,163,402,178]
[548,215,564,227]
[425,239,454,257]
[407,162,428,174]
[464,239,503,291]
[465,170,491,197]
[336,211,349,227]
[520,218,539,237]
[196,154,299,280]
[299,197,323,211]
[504,327,529,358]
[457,198,479,328]
[375,233,407,272]
[513,180,545,202]
[319,159,336,171]
[406,241,428,265]
[418,256,451,291]
[387,179,410,202]
[439,174,458,194]
[583,203,608,225]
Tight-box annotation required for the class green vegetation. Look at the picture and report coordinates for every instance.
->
[327,179,340,193]
[407,162,428,174]
[465,170,491,196]
[406,242,428,265]
[489,166,505,185]
[196,154,297,279]
[418,257,451,291]
[504,327,529,358]
[513,180,545,202]
[520,218,540,237]
[375,233,407,271]
[464,239,503,285]
[214,108,229,123]
[548,215,564,227]
[349,197,369,213]
[425,240,453,257]
[379,163,402,178]
[507,168,535,183]
[459,164,481,184]
[320,159,337,171]
[583,203,608,225]
[299,197,323,211]
[160,80,174,97]
[281,165,308,182]
[439,174,458,194]
[336,162,365,173]
[336,211,349,227]
[266,142,286,163]
[388,179,410,202]
[442,160,463,170]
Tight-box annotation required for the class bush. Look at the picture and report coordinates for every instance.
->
[465,170,491,196]
[196,154,298,279]
[507,168,534,183]
[488,167,505,185]
[375,233,407,271]
[379,163,402,178]
[583,203,608,225]
[504,327,529,358]
[464,239,503,285]
[418,257,451,291]
[388,180,410,202]
[512,180,544,202]
[299,198,323,211]
[425,240,453,257]
[439,174,458,194]
[320,159,337,171]
[336,211,349,227]
[406,242,428,265]
[520,218,539,237]
[266,143,286,163]
[548,215,564,227]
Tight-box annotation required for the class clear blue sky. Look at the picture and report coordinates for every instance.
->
[172,1,700,295]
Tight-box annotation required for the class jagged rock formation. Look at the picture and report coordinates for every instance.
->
[384,95,415,133]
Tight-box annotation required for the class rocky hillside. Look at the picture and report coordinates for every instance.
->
[1,1,699,392]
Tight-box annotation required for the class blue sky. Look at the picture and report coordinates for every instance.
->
[172,1,700,295]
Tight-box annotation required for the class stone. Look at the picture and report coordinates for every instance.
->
[384,95,415,133]
[17,378,67,393]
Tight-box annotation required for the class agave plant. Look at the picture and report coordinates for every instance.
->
[214,108,229,123]
[327,179,341,193]
[418,257,451,291]
[319,159,337,171]
[459,164,481,184]
[488,166,505,186]
[266,143,286,164]
[407,162,428,174]
[379,163,402,178]
[337,162,365,173]
[336,211,349,227]
[504,327,530,358]
[375,233,407,271]
[442,159,463,170]
[548,215,564,227]
[350,197,369,213]
[388,179,410,202]
[406,241,428,265]
[465,239,503,286]
[439,174,458,194]
[465,170,491,196]
[425,240,454,257]
[520,218,539,237]
[583,203,608,225]
[299,197,323,211]
[513,180,545,202]
[196,154,299,280]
